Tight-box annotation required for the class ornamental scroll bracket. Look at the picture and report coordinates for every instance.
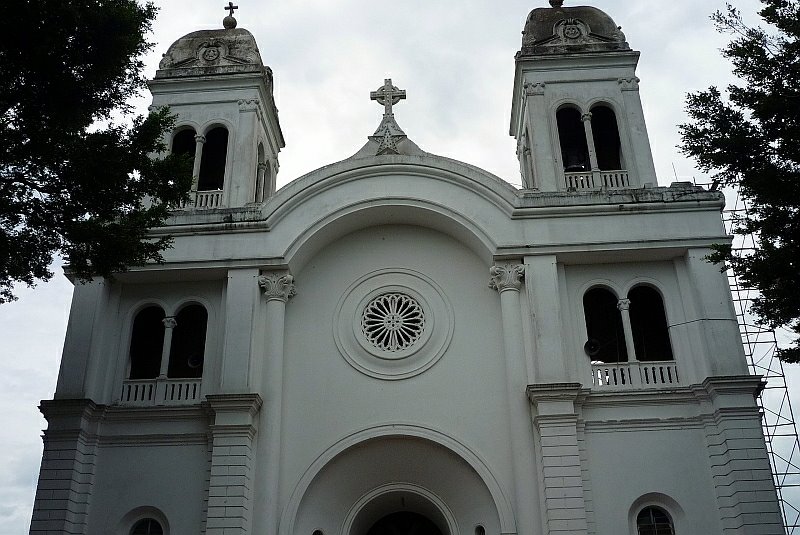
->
[258,272,296,302]
[488,264,525,293]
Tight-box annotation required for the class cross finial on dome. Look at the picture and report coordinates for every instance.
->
[370,79,407,117]
[549,0,564,7]
[223,2,238,29]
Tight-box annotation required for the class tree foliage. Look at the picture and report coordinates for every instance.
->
[0,0,192,302]
[680,0,800,362]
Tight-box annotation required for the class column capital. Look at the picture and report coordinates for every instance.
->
[259,271,296,302]
[523,81,546,96]
[618,76,640,91]
[194,134,206,144]
[489,264,525,293]
[581,112,593,123]
[162,316,177,329]
[238,98,260,112]
[616,298,631,311]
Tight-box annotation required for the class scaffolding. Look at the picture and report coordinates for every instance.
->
[719,185,800,534]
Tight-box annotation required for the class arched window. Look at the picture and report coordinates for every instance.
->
[130,518,164,535]
[556,107,590,172]
[129,306,166,379]
[167,304,208,378]
[590,105,622,170]
[198,126,228,191]
[583,288,628,363]
[636,506,674,535]
[628,286,674,362]
[255,142,268,202]
[171,128,196,159]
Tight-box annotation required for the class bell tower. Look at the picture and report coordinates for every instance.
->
[149,5,285,209]
[510,0,658,191]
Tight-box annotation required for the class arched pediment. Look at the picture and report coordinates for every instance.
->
[261,154,522,269]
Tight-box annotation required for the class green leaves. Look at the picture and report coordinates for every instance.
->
[680,1,800,362]
[0,1,192,302]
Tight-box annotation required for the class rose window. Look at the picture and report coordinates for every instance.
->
[361,293,425,352]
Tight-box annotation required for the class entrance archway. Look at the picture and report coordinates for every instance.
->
[366,512,442,535]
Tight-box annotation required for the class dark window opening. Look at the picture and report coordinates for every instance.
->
[198,127,228,191]
[131,518,164,535]
[636,506,674,535]
[628,286,674,362]
[475,526,486,535]
[590,105,622,170]
[556,107,590,172]
[366,512,443,535]
[171,129,196,158]
[129,306,166,379]
[168,304,208,378]
[583,288,628,363]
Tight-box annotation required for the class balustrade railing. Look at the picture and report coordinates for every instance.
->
[590,360,679,389]
[175,189,224,210]
[119,377,202,406]
[565,170,630,191]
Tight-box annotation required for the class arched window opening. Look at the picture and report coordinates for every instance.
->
[590,105,622,170]
[129,306,166,379]
[628,286,674,362]
[556,107,590,172]
[255,142,268,202]
[312,530,323,535]
[475,525,486,535]
[130,518,164,535]
[198,126,228,191]
[636,506,674,535]
[171,128,196,159]
[167,304,208,378]
[583,288,628,363]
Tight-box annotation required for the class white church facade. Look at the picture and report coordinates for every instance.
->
[30,2,787,535]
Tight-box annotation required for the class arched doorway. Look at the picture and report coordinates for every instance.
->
[366,512,442,535]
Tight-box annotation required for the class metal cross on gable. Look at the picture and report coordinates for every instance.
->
[370,79,406,116]
[225,2,238,16]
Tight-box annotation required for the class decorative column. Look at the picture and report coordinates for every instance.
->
[153,316,177,401]
[615,299,638,364]
[489,264,541,535]
[30,400,100,535]
[255,271,295,535]
[581,112,602,186]
[192,134,206,191]
[205,394,263,535]
[255,162,268,203]
[527,384,589,535]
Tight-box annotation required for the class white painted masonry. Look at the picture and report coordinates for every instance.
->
[30,3,786,535]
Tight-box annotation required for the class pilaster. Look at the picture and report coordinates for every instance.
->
[205,393,263,535]
[522,81,559,191]
[527,384,590,535]
[220,268,261,393]
[254,270,295,535]
[523,255,567,382]
[229,99,259,207]
[30,399,101,535]
[617,76,657,186]
[700,376,784,534]
[489,263,542,535]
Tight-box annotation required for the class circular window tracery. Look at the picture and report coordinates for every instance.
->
[361,293,425,352]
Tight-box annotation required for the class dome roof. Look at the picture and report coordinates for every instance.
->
[155,26,265,79]
[519,3,629,57]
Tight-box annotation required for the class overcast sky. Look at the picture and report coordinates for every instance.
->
[2,0,795,532]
